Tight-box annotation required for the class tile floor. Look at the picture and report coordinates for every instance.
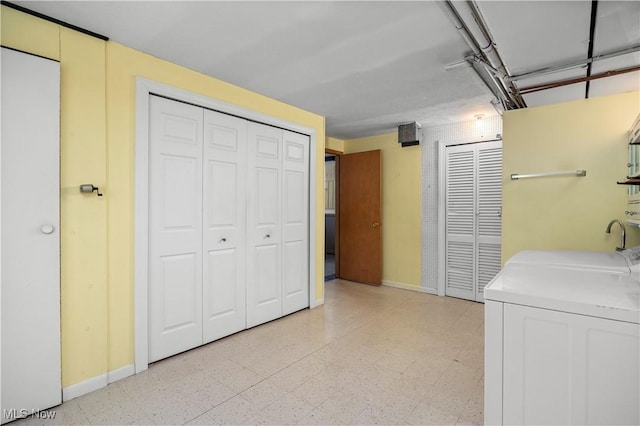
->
[14,279,484,426]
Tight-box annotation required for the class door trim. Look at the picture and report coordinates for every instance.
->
[437,138,502,297]
[134,77,317,373]
[324,149,340,279]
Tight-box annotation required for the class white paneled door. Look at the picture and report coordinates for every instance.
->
[149,95,310,362]
[246,126,311,327]
[1,48,61,423]
[246,123,283,328]
[445,140,502,302]
[282,131,309,315]
[202,110,247,343]
[149,96,204,362]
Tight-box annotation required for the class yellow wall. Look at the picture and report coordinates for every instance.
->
[2,6,325,388]
[344,133,422,287]
[59,27,109,388]
[326,136,345,153]
[502,91,640,261]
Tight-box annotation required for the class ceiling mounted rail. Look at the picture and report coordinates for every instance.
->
[440,0,639,111]
[507,44,640,83]
[519,65,640,95]
[584,0,599,98]
[438,0,526,111]
[1,1,109,41]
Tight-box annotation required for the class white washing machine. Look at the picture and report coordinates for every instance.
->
[484,249,640,425]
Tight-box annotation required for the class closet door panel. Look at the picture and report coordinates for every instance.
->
[476,142,502,300]
[203,110,247,343]
[282,131,309,314]
[1,48,61,423]
[255,244,280,304]
[247,123,283,327]
[445,140,502,302]
[159,254,199,328]
[205,249,240,336]
[149,96,203,362]
[257,168,280,227]
[445,145,476,301]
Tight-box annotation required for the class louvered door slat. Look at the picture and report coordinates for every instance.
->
[447,241,474,292]
[478,243,501,294]
[478,146,503,237]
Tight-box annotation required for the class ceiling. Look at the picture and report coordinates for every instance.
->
[13,1,640,139]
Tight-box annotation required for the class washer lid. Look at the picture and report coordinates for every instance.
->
[506,249,631,275]
[485,263,640,323]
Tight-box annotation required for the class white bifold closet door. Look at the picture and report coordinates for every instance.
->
[149,95,308,362]
[281,131,310,315]
[246,124,283,327]
[246,125,309,327]
[1,47,61,424]
[149,97,205,362]
[445,140,502,302]
[202,110,248,343]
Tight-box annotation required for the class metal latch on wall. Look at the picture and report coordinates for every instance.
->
[79,184,103,197]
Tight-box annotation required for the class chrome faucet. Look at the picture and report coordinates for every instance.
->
[605,219,626,251]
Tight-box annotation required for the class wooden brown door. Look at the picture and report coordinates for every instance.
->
[338,150,382,285]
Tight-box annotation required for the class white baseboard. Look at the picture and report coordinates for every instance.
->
[382,280,438,295]
[63,374,107,402]
[310,298,324,308]
[63,364,135,402]
[107,364,135,384]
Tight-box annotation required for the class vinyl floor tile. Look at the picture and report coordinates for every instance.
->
[9,279,484,425]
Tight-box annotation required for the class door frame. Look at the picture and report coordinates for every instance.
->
[325,149,341,278]
[437,137,502,297]
[134,77,318,373]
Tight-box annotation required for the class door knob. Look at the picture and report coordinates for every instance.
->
[40,224,55,234]
[372,222,381,227]
[219,237,227,243]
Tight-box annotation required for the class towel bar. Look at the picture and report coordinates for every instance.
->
[511,170,586,180]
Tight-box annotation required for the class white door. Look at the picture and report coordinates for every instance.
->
[282,131,310,315]
[1,48,61,423]
[202,110,247,343]
[147,96,310,360]
[476,143,503,299]
[148,96,204,362]
[445,140,502,301]
[445,144,476,300]
[246,123,283,327]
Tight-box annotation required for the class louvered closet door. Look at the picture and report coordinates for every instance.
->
[202,110,247,343]
[282,131,310,315]
[445,145,477,300]
[445,140,502,302]
[149,96,204,362]
[476,141,502,300]
[247,122,284,327]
